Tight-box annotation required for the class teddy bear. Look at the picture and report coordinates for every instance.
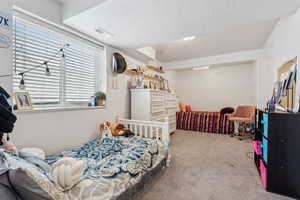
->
[114,123,135,137]
[99,121,134,138]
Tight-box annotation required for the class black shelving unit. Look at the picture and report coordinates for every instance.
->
[254,109,300,199]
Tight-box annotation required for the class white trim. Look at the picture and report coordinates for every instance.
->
[15,105,105,114]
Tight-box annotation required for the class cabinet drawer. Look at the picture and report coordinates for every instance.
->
[166,101,177,109]
[151,116,164,122]
[166,108,177,115]
[166,93,176,101]
[151,91,164,102]
[151,103,165,114]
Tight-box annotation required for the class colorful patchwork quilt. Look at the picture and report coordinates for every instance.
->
[46,137,161,179]
[47,136,168,200]
[0,137,168,200]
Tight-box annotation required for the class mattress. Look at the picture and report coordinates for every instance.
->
[46,136,169,200]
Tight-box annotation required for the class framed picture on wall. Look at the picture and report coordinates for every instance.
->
[14,92,33,110]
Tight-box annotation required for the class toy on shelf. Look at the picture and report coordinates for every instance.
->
[127,65,171,91]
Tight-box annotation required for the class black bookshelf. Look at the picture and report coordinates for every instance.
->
[254,109,300,199]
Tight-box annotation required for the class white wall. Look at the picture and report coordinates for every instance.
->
[0,0,146,155]
[0,0,13,94]
[164,70,177,92]
[165,49,263,70]
[14,0,62,25]
[175,62,257,111]
[258,8,300,108]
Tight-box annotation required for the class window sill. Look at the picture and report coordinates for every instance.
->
[15,105,105,114]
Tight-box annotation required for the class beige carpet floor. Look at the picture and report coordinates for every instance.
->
[137,130,293,200]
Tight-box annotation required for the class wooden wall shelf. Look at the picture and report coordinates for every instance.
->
[126,69,141,75]
[146,65,165,73]
[126,69,163,81]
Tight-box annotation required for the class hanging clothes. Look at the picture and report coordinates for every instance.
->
[0,87,17,145]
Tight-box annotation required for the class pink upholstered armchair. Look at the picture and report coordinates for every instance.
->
[227,106,256,139]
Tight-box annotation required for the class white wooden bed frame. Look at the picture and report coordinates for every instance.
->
[117,117,171,166]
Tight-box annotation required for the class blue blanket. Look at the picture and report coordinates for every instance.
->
[46,137,159,179]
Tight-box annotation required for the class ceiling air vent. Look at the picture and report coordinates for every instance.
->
[95,27,114,38]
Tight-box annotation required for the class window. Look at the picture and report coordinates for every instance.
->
[13,17,104,107]
[64,43,97,102]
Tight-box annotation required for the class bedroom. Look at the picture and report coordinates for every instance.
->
[1,0,300,199]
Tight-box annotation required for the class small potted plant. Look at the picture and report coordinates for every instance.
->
[94,91,106,106]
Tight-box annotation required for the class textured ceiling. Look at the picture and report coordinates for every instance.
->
[153,20,277,62]
[60,0,300,61]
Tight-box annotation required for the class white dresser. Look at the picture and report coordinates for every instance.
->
[131,89,177,133]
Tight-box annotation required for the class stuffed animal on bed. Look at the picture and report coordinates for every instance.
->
[99,121,134,137]
[114,124,135,137]
[99,121,113,138]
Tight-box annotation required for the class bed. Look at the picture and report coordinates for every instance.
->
[176,111,234,134]
[0,118,171,200]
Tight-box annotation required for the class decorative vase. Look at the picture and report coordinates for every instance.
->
[95,96,106,106]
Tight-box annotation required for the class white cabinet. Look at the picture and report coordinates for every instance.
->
[131,89,176,133]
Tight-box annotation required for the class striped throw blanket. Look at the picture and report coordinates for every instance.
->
[176,111,234,134]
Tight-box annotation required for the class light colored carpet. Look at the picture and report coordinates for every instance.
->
[138,130,293,200]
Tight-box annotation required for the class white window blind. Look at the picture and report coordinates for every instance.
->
[13,18,62,104]
[65,43,97,102]
[13,17,102,106]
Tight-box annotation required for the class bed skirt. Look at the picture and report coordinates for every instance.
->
[176,111,234,134]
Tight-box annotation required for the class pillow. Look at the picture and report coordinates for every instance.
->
[50,157,85,191]
[9,168,64,200]
[186,105,192,112]
[19,151,51,173]
[220,107,235,115]
[20,148,46,160]
[0,150,64,200]
[179,103,187,112]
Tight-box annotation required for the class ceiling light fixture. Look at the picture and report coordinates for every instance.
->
[95,27,114,38]
[193,65,210,71]
[183,36,196,41]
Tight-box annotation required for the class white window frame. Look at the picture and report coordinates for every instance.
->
[12,13,106,111]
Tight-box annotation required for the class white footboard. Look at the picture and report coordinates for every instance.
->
[117,117,170,147]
